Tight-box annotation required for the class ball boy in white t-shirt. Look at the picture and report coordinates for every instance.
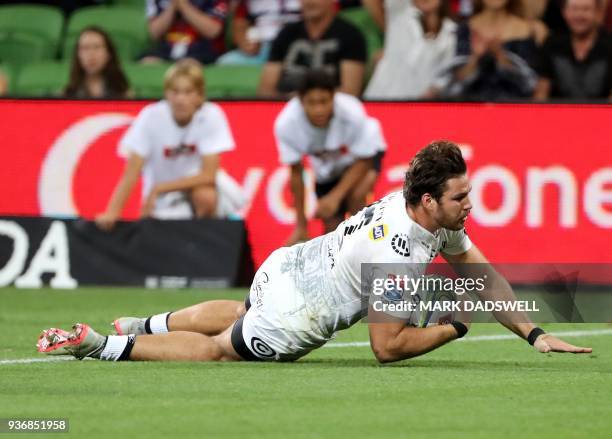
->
[96,60,235,230]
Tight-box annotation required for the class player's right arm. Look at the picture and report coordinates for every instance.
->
[368,319,463,364]
[95,153,144,231]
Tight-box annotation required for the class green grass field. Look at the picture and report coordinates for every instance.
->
[1,288,611,438]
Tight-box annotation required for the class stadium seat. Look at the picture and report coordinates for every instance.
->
[0,5,64,64]
[338,7,383,62]
[124,63,171,98]
[13,62,70,97]
[63,6,149,61]
[125,64,261,99]
[112,0,146,9]
[204,65,262,98]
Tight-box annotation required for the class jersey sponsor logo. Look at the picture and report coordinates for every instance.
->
[382,274,404,302]
[311,145,349,160]
[163,143,196,158]
[251,337,276,358]
[391,233,410,257]
[369,224,388,241]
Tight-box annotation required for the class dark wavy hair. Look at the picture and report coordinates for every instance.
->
[64,26,129,98]
[473,0,524,17]
[403,140,467,206]
[297,69,336,96]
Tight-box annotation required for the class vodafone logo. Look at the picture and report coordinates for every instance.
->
[38,113,135,217]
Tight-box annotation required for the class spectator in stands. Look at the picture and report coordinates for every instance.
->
[95,60,236,231]
[216,0,302,65]
[437,0,540,100]
[534,0,612,100]
[64,26,130,99]
[257,0,367,97]
[274,70,386,245]
[142,0,228,65]
[364,0,458,100]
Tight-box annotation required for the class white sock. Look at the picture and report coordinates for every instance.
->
[147,312,171,334]
[100,336,129,361]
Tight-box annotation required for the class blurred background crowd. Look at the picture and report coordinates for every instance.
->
[0,0,610,101]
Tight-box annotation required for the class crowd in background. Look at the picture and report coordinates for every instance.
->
[0,0,611,101]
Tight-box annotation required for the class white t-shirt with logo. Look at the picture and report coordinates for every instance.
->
[119,100,235,216]
[274,92,386,183]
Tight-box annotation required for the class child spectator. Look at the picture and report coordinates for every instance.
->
[95,60,237,230]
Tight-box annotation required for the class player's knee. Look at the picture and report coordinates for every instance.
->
[196,340,224,361]
[192,187,216,218]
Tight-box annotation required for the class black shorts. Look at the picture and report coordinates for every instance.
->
[314,151,385,216]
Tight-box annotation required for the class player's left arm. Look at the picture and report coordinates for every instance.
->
[142,154,219,216]
[443,246,592,354]
[368,318,464,363]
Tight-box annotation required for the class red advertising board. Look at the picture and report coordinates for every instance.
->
[0,99,610,267]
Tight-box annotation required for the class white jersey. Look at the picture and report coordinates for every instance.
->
[286,191,472,336]
[274,93,386,183]
[119,100,235,204]
[241,191,472,360]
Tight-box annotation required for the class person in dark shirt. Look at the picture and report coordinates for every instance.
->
[438,0,539,100]
[257,0,367,97]
[534,0,612,100]
[142,0,228,64]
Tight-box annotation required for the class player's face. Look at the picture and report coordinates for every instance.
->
[433,175,472,231]
[301,88,334,128]
[77,31,110,76]
[563,0,599,37]
[165,76,204,126]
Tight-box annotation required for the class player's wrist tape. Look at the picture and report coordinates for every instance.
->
[451,321,468,339]
[527,327,546,345]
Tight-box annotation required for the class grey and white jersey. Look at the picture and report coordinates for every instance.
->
[287,191,472,337]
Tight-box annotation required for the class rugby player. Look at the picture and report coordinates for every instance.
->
[38,141,592,363]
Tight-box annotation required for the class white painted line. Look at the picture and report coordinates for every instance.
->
[1,328,610,365]
[324,328,612,349]
[0,357,75,365]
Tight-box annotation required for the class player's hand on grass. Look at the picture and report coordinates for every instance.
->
[285,226,309,246]
[533,334,592,354]
[316,195,341,220]
[95,212,119,231]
